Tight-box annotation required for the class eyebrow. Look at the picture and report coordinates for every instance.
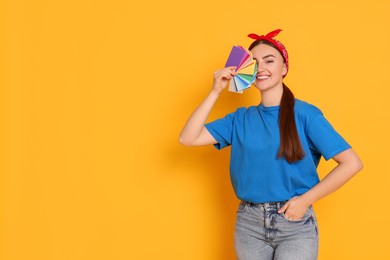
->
[262,54,276,59]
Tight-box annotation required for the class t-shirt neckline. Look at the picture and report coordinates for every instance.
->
[258,103,280,112]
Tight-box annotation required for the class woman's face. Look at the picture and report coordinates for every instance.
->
[250,43,287,92]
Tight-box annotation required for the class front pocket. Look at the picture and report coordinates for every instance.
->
[279,207,313,223]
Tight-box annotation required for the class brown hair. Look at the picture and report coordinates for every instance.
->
[249,40,305,163]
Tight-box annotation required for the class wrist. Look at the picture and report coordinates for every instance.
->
[299,193,314,207]
[209,89,221,98]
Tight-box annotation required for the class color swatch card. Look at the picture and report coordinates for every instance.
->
[225,46,257,93]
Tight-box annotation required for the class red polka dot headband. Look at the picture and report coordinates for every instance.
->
[248,29,289,75]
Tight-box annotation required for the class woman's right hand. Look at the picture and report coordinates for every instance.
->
[179,66,237,146]
[212,66,237,94]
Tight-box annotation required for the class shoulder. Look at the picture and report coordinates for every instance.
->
[224,105,259,124]
[294,99,323,118]
[230,105,258,115]
[215,106,255,121]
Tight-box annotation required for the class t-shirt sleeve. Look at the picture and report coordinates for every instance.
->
[307,114,351,160]
[204,112,235,150]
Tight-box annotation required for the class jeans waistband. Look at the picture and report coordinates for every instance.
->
[241,200,288,209]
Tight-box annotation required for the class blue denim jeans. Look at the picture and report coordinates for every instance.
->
[234,201,319,260]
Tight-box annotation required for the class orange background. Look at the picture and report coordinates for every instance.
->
[1,0,389,259]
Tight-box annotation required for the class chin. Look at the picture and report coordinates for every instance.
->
[253,79,283,92]
[253,82,272,92]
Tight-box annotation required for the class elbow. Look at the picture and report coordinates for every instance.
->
[355,157,364,173]
[178,135,193,147]
[336,149,364,175]
[351,154,364,174]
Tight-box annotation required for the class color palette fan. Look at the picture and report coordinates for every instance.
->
[225,46,257,93]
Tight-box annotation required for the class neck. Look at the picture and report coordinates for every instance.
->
[260,83,284,107]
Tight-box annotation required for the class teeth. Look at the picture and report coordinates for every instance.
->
[257,76,270,79]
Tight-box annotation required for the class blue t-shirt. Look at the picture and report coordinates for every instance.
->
[205,99,351,203]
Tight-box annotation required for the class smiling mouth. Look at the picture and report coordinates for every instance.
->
[256,75,270,80]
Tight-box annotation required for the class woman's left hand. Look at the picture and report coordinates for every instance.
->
[278,196,310,221]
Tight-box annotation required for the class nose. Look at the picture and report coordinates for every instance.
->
[255,61,264,72]
[257,64,266,73]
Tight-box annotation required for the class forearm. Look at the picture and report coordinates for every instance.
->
[179,66,236,146]
[179,90,220,145]
[301,149,363,205]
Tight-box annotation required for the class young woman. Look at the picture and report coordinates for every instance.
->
[179,29,362,260]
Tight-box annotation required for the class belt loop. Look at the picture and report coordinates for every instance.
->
[242,200,255,207]
[242,200,250,207]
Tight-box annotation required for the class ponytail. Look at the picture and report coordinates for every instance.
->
[249,40,305,163]
[278,84,305,163]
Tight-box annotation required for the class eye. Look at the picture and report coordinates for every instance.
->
[265,60,274,64]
